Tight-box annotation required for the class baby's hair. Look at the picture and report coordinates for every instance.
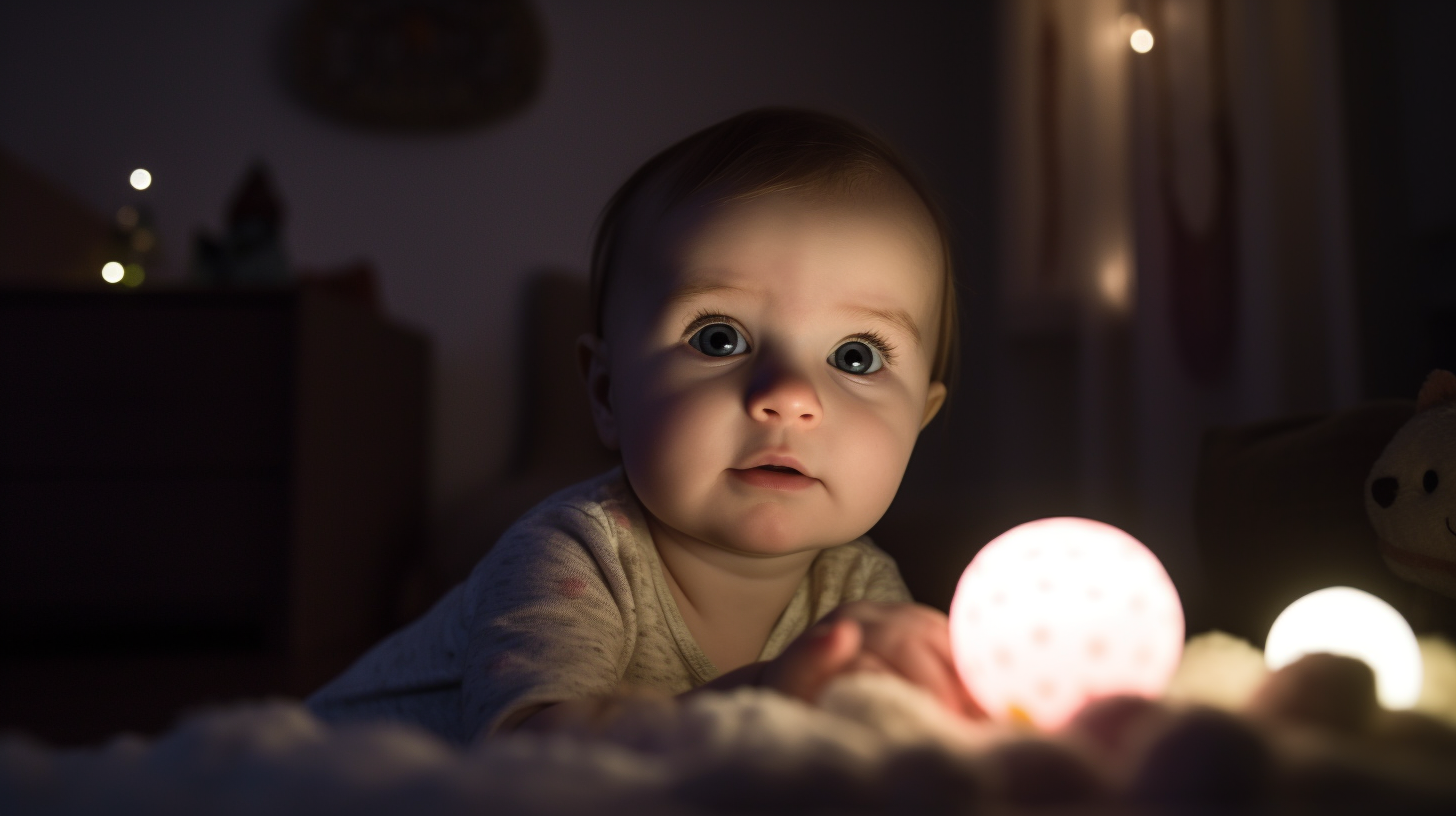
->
[589,107,959,388]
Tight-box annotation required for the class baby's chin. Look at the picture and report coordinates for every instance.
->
[700,505,872,557]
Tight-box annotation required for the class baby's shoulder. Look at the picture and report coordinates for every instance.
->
[464,467,644,588]
[811,535,911,603]
[815,535,898,571]
[502,467,632,542]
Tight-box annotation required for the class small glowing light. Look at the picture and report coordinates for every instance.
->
[129,168,152,190]
[101,261,125,284]
[1098,256,1131,312]
[949,518,1185,730]
[116,205,139,229]
[1265,586,1422,709]
[1130,29,1154,54]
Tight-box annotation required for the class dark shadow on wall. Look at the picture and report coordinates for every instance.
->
[1339,0,1456,399]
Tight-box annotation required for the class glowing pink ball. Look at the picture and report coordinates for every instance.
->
[948,517,1184,730]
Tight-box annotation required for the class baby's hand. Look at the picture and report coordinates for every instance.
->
[761,601,983,718]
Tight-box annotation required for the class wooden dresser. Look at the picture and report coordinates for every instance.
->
[0,288,430,745]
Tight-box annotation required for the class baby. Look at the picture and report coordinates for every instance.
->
[308,108,978,742]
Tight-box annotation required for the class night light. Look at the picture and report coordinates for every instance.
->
[948,517,1184,730]
[130,168,152,190]
[101,261,124,284]
[1264,586,1422,709]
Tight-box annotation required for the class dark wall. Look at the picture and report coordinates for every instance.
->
[0,0,1001,514]
[1341,0,1456,398]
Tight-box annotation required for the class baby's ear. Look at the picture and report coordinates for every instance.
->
[577,334,620,450]
[920,381,947,430]
[1416,369,1456,413]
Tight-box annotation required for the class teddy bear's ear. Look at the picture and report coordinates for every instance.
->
[1416,369,1456,412]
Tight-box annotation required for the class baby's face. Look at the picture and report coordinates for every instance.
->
[589,190,947,557]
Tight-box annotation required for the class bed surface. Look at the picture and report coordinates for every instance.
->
[5,634,1455,816]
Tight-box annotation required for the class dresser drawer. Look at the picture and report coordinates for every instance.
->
[0,294,293,476]
[0,288,429,743]
[0,476,290,651]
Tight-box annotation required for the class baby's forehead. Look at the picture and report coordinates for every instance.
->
[603,189,944,339]
[628,187,941,293]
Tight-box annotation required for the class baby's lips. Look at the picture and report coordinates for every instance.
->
[741,452,812,476]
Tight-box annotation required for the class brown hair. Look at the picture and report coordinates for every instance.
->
[589,107,958,387]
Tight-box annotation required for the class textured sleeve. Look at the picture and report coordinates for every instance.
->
[458,502,632,739]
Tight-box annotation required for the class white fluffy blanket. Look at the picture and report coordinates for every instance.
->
[4,634,1456,815]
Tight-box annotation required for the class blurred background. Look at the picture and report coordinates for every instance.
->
[0,0,1452,744]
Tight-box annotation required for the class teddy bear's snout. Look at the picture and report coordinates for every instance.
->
[1371,477,1398,508]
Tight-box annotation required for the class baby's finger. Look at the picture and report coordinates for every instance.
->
[841,651,894,676]
[884,644,980,718]
[860,621,980,719]
[764,618,863,702]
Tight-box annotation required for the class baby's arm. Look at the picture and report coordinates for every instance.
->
[459,505,635,738]
[788,602,983,718]
[749,542,980,717]
[512,601,981,734]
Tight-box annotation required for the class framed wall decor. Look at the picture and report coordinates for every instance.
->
[289,0,547,133]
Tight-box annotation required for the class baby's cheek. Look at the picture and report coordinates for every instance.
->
[832,410,917,509]
[619,379,742,524]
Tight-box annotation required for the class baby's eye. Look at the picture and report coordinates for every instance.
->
[829,340,883,375]
[688,323,749,358]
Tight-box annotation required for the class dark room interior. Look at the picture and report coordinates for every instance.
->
[2,0,1455,812]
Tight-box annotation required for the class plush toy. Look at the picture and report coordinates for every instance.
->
[1366,369,1456,600]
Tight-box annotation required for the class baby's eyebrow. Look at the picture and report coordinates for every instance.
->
[842,305,923,346]
[664,281,749,304]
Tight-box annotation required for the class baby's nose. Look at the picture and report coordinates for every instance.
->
[745,367,822,428]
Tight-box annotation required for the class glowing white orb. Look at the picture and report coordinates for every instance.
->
[948,517,1184,730]
[129,168,152,190]
[1130,29,1154,54]
[1264,586,1422,709]
[101,261,125,283]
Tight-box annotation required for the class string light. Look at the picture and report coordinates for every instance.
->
[101,261,124,284]
[129,168,152,190]
[1120,13,1155,54]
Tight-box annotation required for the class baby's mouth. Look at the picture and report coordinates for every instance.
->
[732,460,817,491]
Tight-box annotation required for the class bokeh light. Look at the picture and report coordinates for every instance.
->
[131,229,155,253]
[129,168,152,190]
[101,261,124,284]
[1099,255,1131,312]
[1265,586,1422,709]
[121,263,145,288]
[949,517,1184,730]
[116,205,139,229]
[1130,29,1154,54]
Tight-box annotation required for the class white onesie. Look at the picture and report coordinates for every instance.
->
[307,468,911,743]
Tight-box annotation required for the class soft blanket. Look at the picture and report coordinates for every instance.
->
[4,634,1455,815]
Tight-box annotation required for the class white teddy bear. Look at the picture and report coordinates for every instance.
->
[1366,369,1456,600]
